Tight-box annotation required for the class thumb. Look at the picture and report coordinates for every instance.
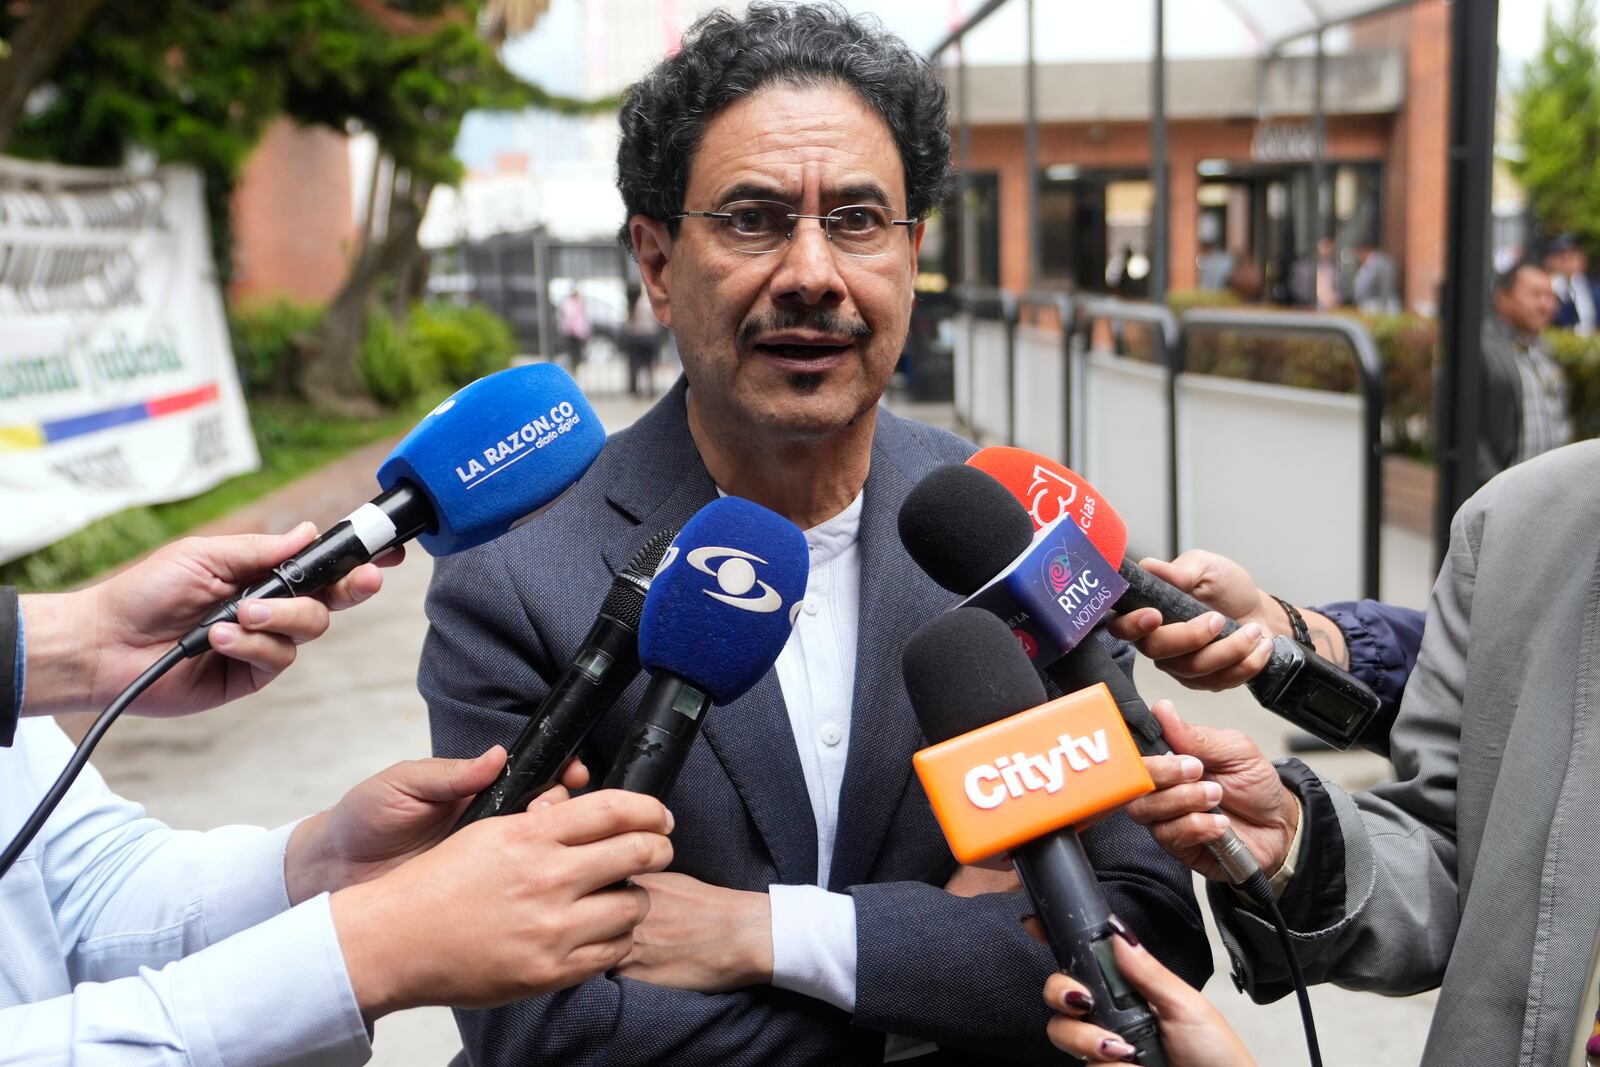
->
[388,747,508,803]
[1150,701,1230,766]
[1108,933,1199,1020]
[1137,554,1201,594]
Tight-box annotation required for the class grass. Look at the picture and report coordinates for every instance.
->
[1,389,450,592]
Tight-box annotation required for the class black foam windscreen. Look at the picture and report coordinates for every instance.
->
[898,464,1036,595]
[599,527,679,630]
[904,607,1049,744]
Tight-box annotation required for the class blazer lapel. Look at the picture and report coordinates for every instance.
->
[597,378,818,884]
[826,431,942,891]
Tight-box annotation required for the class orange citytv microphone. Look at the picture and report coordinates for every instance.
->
[905,607,1169,1066]
[913,682,1153,865]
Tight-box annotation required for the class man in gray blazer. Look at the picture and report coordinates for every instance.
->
[1123,439,1600,1064]
[420,5,1209,1065]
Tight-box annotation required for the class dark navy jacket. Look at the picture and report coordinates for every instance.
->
[420,378,1210,1066]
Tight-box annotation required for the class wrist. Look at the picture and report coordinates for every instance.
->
[285,811,337,905]
[1270,783,1302,877]
[17,592,96,715]
[741,889,775,984]
[329,878,416,1024]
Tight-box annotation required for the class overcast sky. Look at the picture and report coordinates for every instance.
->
[457,0,1571,171]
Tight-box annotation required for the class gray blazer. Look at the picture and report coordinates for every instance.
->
[1213,439,1600,1065]
[421,377,1210,1066]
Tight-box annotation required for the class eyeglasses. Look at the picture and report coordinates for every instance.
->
[670,200,917,258]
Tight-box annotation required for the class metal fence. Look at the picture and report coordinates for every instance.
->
[951,292,1384,602]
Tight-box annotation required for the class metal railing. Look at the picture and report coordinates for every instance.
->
[944,292,1386,600]
[1179,309,1385,599]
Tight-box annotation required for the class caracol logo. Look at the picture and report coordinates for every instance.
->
[1026,464,1077,527]
[687,546,783,613]
[1027,464,1100,535]
[963,729,1111,810]
[453,401,583,489]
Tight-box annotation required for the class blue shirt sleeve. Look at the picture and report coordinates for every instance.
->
[1311,599,1426,730]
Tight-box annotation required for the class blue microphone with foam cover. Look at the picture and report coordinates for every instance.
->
[178,363,604,656]
[603,497,809,797]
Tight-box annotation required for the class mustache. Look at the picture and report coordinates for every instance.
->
[738,308,874,348]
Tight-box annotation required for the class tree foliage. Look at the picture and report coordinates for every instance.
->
[0,0,615,407]
[1512,0,1600,248]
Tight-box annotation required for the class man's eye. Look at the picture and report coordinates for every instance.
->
[834,208,880,232]
[729,209,778,233]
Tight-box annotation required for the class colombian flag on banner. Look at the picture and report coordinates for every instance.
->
[0,159,260,563]
[0,383,220,454]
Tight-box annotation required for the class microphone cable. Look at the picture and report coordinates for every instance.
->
[0,643,185,880]
[1235,869,1323,1067]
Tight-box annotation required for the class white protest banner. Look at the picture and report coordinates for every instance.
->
[0,158,259,564]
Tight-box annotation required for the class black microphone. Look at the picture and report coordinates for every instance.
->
[454,528,678,829]
[905,608,1169,1067]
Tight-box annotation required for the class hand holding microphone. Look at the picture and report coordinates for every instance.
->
[1046,936,1256,1067]
[964,447,1380,754]
[1106,551,1350,694]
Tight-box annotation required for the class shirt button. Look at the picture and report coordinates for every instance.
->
[819,723,843,746]
[803,599,820,615]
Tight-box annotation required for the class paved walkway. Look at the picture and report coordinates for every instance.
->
[84,381,1439,1065]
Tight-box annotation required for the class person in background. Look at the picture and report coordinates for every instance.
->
[558,286,592,371]
[1351,242,1398,313]
[1196,240,1235,292]
[1546,234,1600,337]
[1480,258,1571,482]
[623,283,659,398]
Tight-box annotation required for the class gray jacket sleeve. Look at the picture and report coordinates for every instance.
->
[1209,498,1479,999]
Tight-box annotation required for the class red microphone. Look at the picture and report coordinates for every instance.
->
[966,446,1380,753]
[965,447,1234,632]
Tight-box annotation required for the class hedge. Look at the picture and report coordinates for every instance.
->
[1160,290,1600,460]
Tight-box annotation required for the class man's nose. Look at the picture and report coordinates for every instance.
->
[769,219,847,306]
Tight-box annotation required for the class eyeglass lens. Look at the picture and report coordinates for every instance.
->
[716,200,899,256]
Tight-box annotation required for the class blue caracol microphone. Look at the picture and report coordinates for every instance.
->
[602,497,809,798]
[178,363,605,656]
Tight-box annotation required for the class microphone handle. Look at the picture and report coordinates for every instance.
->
[454,615,644,830]
[602,673,712,797]
[1012,832,1169,1067]
[1050,640,1265,889]
[1115,559,1240,639]
[178,483,433,657]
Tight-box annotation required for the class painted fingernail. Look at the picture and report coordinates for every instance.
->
[1242,622,1262,640]
[1099,1036,1138,1059]
[1202,781,1224,804]
[243,601,270,625]
[1206,612,1226,634]
[209,623,237,647]
[1177,755,1203,779]
[1107,914,1141,948]
[1064,990,1095,1012]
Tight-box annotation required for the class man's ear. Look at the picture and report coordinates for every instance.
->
[630,215,674,329]
[908,219,927,281]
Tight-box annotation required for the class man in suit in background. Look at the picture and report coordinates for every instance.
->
[1478,258,1571,483]
[421,5,1210,1065]
[1547,234,1600,336]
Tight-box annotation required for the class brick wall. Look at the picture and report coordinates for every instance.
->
[228,118,356,306]
[1399,0,1450,313]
